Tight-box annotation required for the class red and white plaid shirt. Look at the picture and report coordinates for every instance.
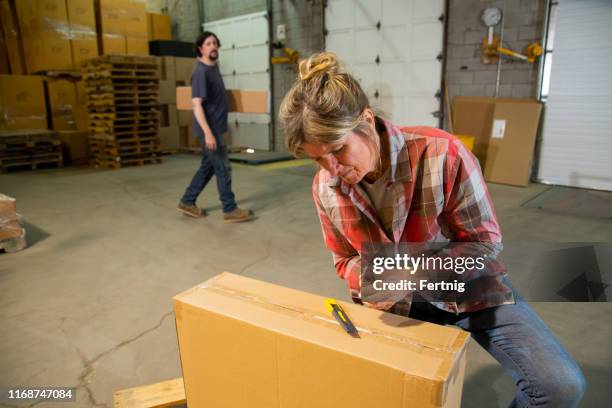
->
[312,120,514,314]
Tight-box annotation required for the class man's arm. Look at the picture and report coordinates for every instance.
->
[192,97,217,150]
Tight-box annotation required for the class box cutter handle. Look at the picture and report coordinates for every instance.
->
[325,298,358,335]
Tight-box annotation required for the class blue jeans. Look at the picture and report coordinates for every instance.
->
[180,144,237,213]
[408,286,586,407]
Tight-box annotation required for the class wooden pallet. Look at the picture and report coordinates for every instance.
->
[93,156,162,169]
[90,146,162,157]
[34,70,82,79]
[113,378,186,408]
[0,157,63,172]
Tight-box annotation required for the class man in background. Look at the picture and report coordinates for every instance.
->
[177,31,253,222]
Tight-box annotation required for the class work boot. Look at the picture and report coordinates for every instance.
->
[177,202,205,218]
[223,208,254,223]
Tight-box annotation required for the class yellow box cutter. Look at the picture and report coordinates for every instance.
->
[325,298,358,336]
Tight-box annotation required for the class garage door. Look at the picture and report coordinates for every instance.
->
[204,11,271,151]
[325,0,445,127]
[536,0,612,191]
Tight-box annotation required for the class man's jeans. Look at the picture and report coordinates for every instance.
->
[407,285,586,408]
[180,143,237,213]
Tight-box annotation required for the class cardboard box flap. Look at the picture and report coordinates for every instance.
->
[174,272,469,382]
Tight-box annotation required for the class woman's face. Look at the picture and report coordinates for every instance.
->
[302,129,377,185]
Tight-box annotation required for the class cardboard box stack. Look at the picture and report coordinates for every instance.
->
[157,56,195,152]
[0,74,47,130]
[175,273,470,408]
[44,73,90,164]
[0,0,26,74]
[15,0,73,73]
[67,0,98,68]
[83,55,161,169]
[147,13,171,41]
[452,97,542,187]
[0,193,26,253]
[96,0,148,56]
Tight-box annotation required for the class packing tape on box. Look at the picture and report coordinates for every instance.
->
[198,280,460,356]
[69,23,97,40]
[34,17,72,39]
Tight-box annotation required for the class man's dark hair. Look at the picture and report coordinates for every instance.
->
[195,31,221,57]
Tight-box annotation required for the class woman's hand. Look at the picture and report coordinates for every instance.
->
[364,301,395,311]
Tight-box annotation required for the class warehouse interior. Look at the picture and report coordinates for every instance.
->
[1,0,611,407]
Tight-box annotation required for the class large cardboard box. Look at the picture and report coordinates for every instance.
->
[57,130,89,164]
[452,96,542,187]
[452,97,495,164]
[174,57,194,84]
[147,13,171,41]
[174,273,469,408]
[96,0,147,56]
[125,36,148,55]
[483,100,542,187]
[176,86,269,114]
[96,0,124,54]
[0,0,25,74]
[16,0,73,72]
[45,77,78,130]
[0,74,47,130]
[66,0,98,67]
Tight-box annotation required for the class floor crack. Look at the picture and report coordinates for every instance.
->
[58,311,173,407]
[238,239,273,275]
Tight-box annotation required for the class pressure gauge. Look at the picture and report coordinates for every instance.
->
[481,7,502,27]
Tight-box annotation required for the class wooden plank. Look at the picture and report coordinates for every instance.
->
[113,378,185,408]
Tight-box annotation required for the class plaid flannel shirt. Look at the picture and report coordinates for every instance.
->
[312,121,514,314]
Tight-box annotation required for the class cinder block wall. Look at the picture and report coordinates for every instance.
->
[272,1,324,152]
[445,0,547,127]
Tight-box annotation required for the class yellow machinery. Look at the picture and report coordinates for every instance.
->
[482,36,542,64]
[271,47,299,66]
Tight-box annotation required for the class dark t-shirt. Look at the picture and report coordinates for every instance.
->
[191,60,228,143]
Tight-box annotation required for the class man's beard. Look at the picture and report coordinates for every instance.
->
[209,51,219,60]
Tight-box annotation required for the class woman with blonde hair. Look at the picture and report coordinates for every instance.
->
[279,52,584,407]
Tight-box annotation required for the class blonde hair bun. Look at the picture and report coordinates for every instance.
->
[298,52,341,81]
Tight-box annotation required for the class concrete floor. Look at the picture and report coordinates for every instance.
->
[1,154,611,408]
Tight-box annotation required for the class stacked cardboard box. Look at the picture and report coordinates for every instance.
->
[0,74,47,130]
[147,13,171,41]
[44,73,88,131]
[15,0,73,73]
[96,0,148,56]
[157,56,196,152]
[44,72,89,164]
[0,0,25,74]
[67,0,98,68]
[0,193,26,252]
[83,55,161,169]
